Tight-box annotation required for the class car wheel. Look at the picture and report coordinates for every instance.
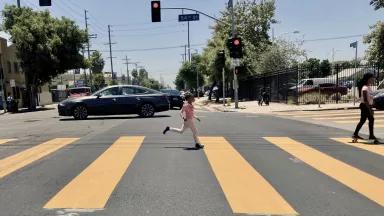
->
[73,105,88,120]
[139,103,155,117]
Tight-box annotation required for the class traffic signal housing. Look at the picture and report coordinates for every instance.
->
[217,50,225,69]
[227,37,243,59]
[39,0,51,6]
[151,1,161,22]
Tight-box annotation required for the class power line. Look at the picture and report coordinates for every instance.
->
[112,30,186,38]
[113,24,184,32]
[99,43,205,53]
[303,34,365,43]
[112,19,179,27]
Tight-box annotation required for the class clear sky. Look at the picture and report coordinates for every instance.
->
[0,0,382,87]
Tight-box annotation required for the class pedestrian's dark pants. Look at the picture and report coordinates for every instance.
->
[354,103,374,138]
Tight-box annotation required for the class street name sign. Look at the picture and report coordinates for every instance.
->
[178,14,200,22]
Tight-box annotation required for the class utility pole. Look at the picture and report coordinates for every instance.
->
[351,41,358,106]
[188,21,191,62]
[82,48,87,83]
[122,56,131,84]
[84,10,93,86]
[229,0,239,108]
[184,45,187,62]
[107,25,115,80]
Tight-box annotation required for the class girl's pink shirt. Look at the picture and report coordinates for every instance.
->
[181,102,194,120]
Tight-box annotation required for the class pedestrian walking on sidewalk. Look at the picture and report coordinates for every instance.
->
[353,72,377,141]
[163,92,204,149]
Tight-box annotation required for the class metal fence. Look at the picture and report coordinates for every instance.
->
[238,64,381,105]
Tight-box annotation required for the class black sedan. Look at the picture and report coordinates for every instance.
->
[58,85,170,120]
[160,89,184,109]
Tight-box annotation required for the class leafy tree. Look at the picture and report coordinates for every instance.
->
[138,68,149,84]
[131,69,139,85]
[109,79,118,86]
[89,51,105,74]
[176,59,205,91]
[364,21,384,68]
[92,73,105,91]
[175,73,185,90]
[301,58,321,78]
[370,0,384,10]
[201,0,276,79]
[2,5,88,109]
[258,39,305,74]
[319,60,331,77]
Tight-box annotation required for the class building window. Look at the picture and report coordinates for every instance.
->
[7,61,12,74]
[14,62,19,73]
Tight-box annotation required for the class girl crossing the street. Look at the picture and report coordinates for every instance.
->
[353,72,377,142]
[163,92,204,149]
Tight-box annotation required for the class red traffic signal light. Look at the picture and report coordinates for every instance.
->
[227,37,243,59]
[151,1,161,22]
[233,39,240,46]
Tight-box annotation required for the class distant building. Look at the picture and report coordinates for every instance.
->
[0,37,52,108]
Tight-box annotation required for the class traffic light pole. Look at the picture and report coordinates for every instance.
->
[229,0,239,109]
[222,67,226,106]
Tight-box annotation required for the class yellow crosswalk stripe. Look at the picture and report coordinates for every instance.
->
[0,138,79,179]
[314,114,384,120]
[294,113,365,118]
[331,138,384,157]
[334,119,384,124]
[200,137,297,215]
[0,139,17,145]
[44,136,145,209]
[264,137,384,207]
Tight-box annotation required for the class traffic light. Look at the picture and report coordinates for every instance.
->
[151,1,161,22]
[227,37,243,59]
[39,0,51,6]
[217,50,225,69]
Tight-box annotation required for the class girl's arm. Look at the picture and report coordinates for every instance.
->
[362,89,373,115]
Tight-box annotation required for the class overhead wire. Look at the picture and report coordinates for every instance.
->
[112,30,186,37]
[113,24,184,32]
[303,34,365,43]
[99,43,205,53]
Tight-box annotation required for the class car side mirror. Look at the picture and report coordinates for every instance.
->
[96,94,101,98]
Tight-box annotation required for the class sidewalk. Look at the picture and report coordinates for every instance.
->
[0,103,57,115]
[195,97,358,114]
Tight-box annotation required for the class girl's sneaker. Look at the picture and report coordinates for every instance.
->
[195,143,204,149]
[163,126,170,135]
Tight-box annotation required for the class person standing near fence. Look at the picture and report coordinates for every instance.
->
[353,73,377,141]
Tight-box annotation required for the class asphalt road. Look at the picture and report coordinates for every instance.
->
[0,108,383,216]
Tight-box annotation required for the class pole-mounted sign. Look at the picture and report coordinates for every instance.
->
[178,14,200,22]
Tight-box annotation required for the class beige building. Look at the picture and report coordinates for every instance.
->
[0,37,52,108]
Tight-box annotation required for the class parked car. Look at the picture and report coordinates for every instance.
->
[58,85,170,120]
[66,87,92,99]
[304,83,348,95]
[160,89,184,109]
[0,96,3,110]
[291,79,348,96]
[340,80,354,89]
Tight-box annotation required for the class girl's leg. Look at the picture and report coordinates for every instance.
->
[186,120,201,144]
[368,108,375,139]
[169,123,187,134]
[354,104,368,136]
